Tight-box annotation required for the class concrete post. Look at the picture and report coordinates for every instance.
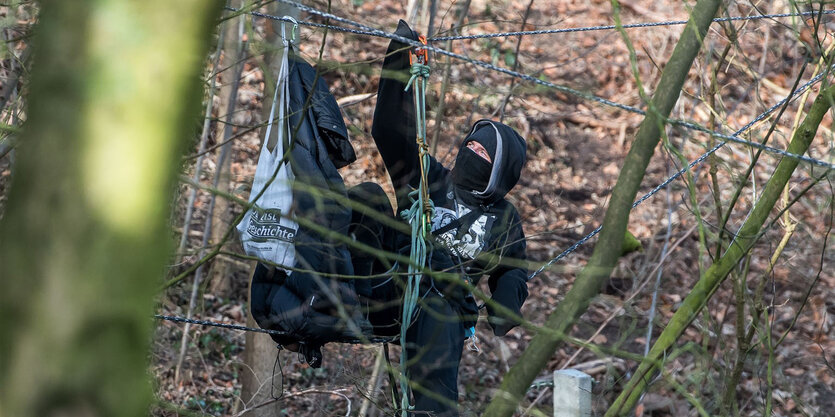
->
[553,369,592,417]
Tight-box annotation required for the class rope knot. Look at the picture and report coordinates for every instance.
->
[410,63,431,78]
[405,63,431,91]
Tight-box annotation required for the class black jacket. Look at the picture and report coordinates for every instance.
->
[250,49,370,348]
[372,21,529,336]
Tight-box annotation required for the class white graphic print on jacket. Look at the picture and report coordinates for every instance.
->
[432,204,495,260]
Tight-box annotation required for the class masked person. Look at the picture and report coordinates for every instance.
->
[344,20,530,417]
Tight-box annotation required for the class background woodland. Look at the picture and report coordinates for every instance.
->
[0,1,833,416]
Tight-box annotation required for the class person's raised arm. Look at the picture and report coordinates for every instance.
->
[371,20,446,213]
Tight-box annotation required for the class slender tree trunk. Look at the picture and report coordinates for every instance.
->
[606,84,835,416]
[0,1,222,416]
[240,273,286,416]
[208,0,245,296]
[176,21,226,265]
[483,1,722,416]
[174,9,247,383]
[239,3,299,416]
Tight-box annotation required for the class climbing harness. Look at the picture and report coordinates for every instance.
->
[466,333,481,353]
[398,33,432,417]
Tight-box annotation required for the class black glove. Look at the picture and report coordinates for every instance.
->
[486,273,528,336]
[391,20,420,56]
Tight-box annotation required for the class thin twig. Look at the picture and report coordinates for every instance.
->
[495,0,534,122]
[177,18,229,263]
[520,387,549,417]
[182,122,265,162]
[430,0,469,155]
[233,388,353,417]
[643,171,674,356]
[358,346,386,417]
[0,45,29,114]
[560,224,697,369]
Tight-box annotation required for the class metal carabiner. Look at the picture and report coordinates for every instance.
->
[409,35,429,65]
[280,15,298,44]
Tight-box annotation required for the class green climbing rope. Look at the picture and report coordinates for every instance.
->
[398,44,432,417]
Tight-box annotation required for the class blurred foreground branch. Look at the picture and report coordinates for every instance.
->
[0,1,223,415]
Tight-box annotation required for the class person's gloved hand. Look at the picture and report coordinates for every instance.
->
[380,20,420,74]
[486,273,528,336]
[392,20,420,51]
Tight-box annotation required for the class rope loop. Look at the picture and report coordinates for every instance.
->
[405,63,431,91]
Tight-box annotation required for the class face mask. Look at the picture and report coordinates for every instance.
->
[452,147,492,192]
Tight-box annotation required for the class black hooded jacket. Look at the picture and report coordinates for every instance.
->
[372,21,529,335]
[249,49,371,349]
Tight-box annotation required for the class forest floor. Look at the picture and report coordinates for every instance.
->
[142,1,835,416]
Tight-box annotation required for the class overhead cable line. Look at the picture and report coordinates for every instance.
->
[233,7,835,43]
[430,10,835,41]
[236,4,835,171]
[528,66,835,279]
[154,314,397,344]
[673,119,835,170]
[233,2,657,115]
[230,3,835,272]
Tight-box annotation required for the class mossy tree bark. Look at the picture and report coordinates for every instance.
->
[483,0,722,415]
[606,84,835,416]
[0,2,222,416]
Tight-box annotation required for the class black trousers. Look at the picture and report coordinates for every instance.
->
[347,182,465,417]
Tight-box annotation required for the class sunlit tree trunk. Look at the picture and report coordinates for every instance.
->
[0,2,222,416]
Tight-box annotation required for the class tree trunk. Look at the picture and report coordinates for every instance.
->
[208,0,245,296]
[240,267,286,415]
[483,1,722,416]
[239,3,299,416]
[0,1,222,416]
[606,84,835,417]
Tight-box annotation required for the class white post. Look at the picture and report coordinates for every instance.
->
[553,369,592,417]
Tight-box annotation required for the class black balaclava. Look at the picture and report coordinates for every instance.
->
[452,125,496,193]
